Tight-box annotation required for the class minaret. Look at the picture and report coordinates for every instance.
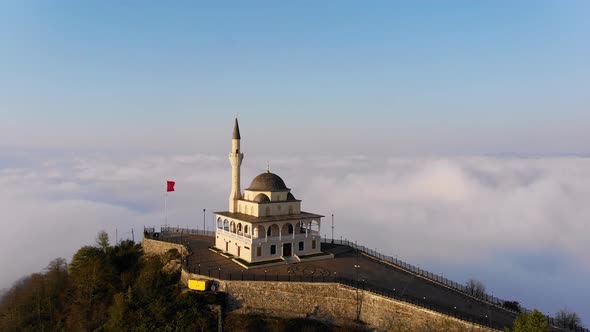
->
[228,116,244,212]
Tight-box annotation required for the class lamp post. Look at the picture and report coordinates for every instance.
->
[180,231,184,266]
[331,214,334,244]
[354,263,361,321]
[264,270,267,281]
[203,208,206,233]
[488,292,493,326]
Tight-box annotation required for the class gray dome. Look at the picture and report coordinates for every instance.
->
[253,193,270,203]
[287,192,296,201]
[246,172,290,191]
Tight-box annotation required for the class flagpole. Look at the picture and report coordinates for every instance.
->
[164,180,175,229]
[165,191,168,227]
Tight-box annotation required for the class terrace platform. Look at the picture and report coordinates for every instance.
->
[160,232,517,330]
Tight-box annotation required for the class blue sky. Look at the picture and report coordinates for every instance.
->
[1,1,589,154]
[1,0,589,324]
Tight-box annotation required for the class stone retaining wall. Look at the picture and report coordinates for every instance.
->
[181,270,498,331]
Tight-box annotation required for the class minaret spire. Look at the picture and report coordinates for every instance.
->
[232,113,241,139]
[228,116,244,212]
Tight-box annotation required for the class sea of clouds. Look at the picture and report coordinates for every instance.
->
[1,150,588,321]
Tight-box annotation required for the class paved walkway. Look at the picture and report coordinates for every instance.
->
[165,232,516,330]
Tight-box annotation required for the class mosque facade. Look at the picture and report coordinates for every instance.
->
[214,118,324,264]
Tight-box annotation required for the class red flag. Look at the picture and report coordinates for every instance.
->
[167,181,175,192]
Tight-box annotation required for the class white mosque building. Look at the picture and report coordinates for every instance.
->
[214,118,326,266]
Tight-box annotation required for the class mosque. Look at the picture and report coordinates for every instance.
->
[214,118,326,266]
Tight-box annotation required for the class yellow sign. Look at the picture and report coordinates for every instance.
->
[188,279,210,291]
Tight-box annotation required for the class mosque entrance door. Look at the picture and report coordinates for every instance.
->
[225,242,228,252]
[283,243,292,256]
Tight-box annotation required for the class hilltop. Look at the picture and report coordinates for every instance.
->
[0,238,367,332]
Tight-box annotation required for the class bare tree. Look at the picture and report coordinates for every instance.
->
[555,309,581,329]
[466,279,486,299]
[96,230,110,253]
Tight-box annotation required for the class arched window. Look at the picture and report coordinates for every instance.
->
[298,221,305,233]
[254,225,265,238]
[268,224,279,237]
[244,225,249,235]
[281,223,293,235]
[310,220,320,233]
[267,227,271,236]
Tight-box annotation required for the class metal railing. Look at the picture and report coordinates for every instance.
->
[321,238,505,305]
[320,237,588,332]
[160,226,216,237]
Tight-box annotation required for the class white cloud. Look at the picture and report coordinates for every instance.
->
[1,151,589,320]
[297,157,590,264]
